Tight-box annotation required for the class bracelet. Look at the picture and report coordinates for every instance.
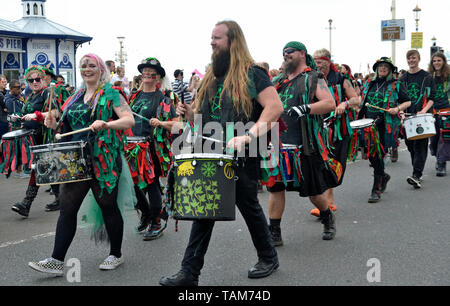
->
[344,101,349,108]
[397,106,401,112]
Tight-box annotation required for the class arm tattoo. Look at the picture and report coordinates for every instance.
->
[117,95,132,115]
[318,79,328,91]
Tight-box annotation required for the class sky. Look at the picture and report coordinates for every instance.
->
[1,0,449,86]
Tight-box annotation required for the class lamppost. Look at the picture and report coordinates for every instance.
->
[413,4,421,32]
[391,0,397,65]
[115,36,127,68]
[327,19,335,57]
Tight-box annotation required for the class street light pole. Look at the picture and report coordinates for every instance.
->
[327,19,334,57]
[391,0,396,65]
[413,4,421,32]
[116,36,127,68]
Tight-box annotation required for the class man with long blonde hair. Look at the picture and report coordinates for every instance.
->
[160,20,283,286]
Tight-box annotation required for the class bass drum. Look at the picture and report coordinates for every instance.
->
[172,153,236,221]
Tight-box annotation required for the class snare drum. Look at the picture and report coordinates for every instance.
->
[0,129,35,176]
[350,118,374,130]
[260,144,302,187]
[125,136,155,187]
[172,153,236,221]
[438,110,450,142]
[30,141,92,186]
[404,113,436,140]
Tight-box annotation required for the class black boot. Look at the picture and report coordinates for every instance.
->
[380,173,391,193]
[134,186,151,232]
[368,175,383,203]
[137,214,151,232]
[45,185,60,212]
[159,270,198,286]
[11,185,39,218]
[320,209,336,240]
[269,224,283,246]
[436,162,447,177]
[390,148,398,162]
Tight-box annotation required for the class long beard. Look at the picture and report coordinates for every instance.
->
[212,49,231,78]
[283,57,301,75]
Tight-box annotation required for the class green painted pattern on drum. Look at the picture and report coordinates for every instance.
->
[200,162,216,178]
[174,179,221,218]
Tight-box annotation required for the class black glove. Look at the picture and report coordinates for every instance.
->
[288,104,311,119]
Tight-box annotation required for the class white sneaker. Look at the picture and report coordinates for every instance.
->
[28,258,64,276]
[99,255,124,270]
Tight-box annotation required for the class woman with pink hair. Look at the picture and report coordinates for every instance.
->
[28,54,135,275]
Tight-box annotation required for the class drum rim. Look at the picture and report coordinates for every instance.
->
[405,113,433,120]
[126,136,148,141]
[30,141,87,152]
[350,118,374,128]
[2,129,33,139]
[175,153,234,160]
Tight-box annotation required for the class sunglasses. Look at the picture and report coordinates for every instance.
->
[27,77,42,83]
[283,48,297,56]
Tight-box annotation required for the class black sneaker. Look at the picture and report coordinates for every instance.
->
[143,222,164,241]
[407,175,422,189]
[11,202,30,218]
[269,225,283,247]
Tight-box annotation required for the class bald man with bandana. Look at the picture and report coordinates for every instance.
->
[263,42,338,246]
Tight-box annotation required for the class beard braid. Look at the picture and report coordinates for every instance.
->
[212,49,231,78]
[283,57,301,75]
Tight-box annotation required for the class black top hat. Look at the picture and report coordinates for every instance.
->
[137,57,166,78]
[373,57,397,73]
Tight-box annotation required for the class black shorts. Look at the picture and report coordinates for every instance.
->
[267,153,339,197]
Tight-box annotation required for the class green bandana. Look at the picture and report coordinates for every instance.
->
[283,41,318,71]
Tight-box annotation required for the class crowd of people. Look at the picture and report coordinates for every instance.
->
[0,19,449,286]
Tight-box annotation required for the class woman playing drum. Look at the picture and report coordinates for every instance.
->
[127,57,179,240]
[28,54,135,275]
[356,57,411,203]
[428,52,450,176]
[10,66,60,217]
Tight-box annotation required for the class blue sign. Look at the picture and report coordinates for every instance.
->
[59,53,73,69]
[31,52,54,68]
[0,37,22,52]
[3,53,20,69]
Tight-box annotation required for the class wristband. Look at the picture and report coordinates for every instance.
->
[34,111,44,122]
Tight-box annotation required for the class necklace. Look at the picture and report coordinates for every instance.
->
[375,81,386,93]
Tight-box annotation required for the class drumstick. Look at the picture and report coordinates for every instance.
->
[132,112,150,123]
[365,103,389,112]
[55,127,92,140]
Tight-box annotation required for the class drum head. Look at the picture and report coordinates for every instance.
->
[350,119,374,129]
[2,129,33,140]
[282,144,299,150]
[127,136,147,143]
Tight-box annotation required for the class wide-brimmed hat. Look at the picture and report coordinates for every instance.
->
[137,57,165,77]
[373,57,397,73]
